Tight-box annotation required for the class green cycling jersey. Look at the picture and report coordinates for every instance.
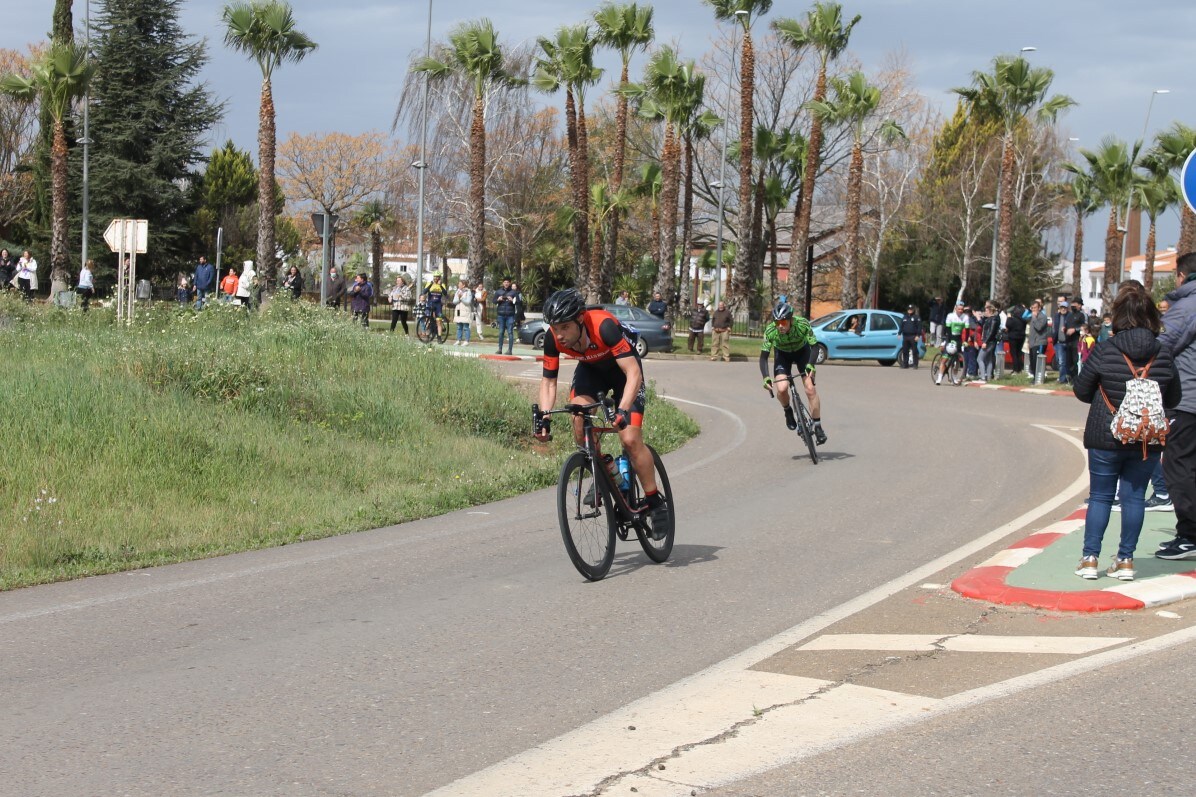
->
[760,317,816,353]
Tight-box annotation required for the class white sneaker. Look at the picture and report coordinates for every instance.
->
[1075,556,1099,580]
[934,372,942,385]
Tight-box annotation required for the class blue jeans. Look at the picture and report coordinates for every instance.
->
[1056,341,1070,382]
[497,316,516,352]
[1083,448,1160,559]
[1151,455,1168,496]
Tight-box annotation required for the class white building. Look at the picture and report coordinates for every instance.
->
[1054,248,1177,314]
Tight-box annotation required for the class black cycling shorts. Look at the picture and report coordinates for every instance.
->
[772,347,812,380]
[570,358,647,427]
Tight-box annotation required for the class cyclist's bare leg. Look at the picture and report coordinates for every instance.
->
[618,425,657,495]
[570,393,595,446]
[773,374,792,409]
[803,373,821,418]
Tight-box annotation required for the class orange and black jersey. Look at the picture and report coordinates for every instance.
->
[542,309,636,379]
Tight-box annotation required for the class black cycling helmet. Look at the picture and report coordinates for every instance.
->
[542,288,586,325]
[772,302,794,321]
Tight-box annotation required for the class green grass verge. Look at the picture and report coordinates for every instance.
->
[0,294,699,590]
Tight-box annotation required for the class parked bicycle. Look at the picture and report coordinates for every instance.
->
[538,395,675,581]
[414,301,447,344]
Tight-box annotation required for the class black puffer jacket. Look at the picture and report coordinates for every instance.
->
[1073,327,1182,451]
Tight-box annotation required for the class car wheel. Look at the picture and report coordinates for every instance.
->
[634,337,648,358]
[532,330,546,350]
[879,359,896,367]
[814,343,828,365]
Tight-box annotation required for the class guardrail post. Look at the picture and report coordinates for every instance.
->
[1034,353,1046,385]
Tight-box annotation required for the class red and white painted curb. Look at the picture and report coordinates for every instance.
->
[952,506,1196,612]
[442,348,545,363]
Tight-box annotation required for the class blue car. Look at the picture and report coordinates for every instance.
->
[810,309,907,366]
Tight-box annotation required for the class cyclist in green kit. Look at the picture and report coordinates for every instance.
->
[936,301,967,385]
[759,302,827,444]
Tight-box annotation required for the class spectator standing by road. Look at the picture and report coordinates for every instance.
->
[388,275,412,334]
[1098,312,1113,342]
[16,250,37,301]
[493,277,518,355]
[710,300,733,362]
[1065,298,1086,382]
[928,296,946,346]
[348,272,373,328]
[615,290,631,306]
[473,281,487,340]
[176,275,192,306]
[512,282,526,326]
[1027,299,1050,380]
[688,300,709,354]
[282,265,303,299]
[77,259,95,312]
[978,302,1001,381]
[193,255,215,308]
[1073,284,1179,580]
[235,261,256,308]
[899,304,922,369]
[220,267,238,301]
[1158,252,1196,560]
[0,248,15,291]
[1005,303,1028,373]
[327,266,346,309]
[453,279,473,346]
[647,291,667,319]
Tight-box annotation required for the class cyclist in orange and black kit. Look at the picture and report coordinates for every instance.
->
[532,288,668,537]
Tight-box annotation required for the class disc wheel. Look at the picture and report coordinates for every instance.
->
[632,445,675,563]
[557,452,617,581]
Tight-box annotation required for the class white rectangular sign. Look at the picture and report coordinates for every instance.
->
[103,219,148,254]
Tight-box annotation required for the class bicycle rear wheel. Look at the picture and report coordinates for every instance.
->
[632,445,675,563]
[930,353,944,383]
[791,390,819,464]
[557,451,617,580]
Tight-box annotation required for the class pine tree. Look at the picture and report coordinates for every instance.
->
[75,0,223,280]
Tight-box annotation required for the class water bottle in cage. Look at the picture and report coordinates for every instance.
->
[615,455,631,494]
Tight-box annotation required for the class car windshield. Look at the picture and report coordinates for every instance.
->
[811,311,846,327]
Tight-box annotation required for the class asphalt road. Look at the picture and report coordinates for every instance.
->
[4,356,1186,797]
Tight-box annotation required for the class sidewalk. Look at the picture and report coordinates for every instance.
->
[953,503,1196,612]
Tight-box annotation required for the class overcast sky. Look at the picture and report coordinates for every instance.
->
[7,0,1195,253]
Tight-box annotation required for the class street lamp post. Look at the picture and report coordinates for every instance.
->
[1117,88,1169,285]
[712,9,747,309]
[79,0,92,270]
[414,0,433,294]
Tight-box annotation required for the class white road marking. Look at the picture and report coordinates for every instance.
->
[421,425,1092,797]
[798,634,1130,655]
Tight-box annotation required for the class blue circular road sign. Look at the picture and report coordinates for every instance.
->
[1182,149,1196,215]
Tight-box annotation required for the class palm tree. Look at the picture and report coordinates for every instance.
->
[806,71,904,309]
[1149,122,1196,255]
[1066,137,1134,309]
[679,108,722,314]
[593,3,654,278]
[416,19,524,287]
[1,43,94,278]
[533,24,602,299]
[706,0,772,311]
[774,2,860,309]
[1066,172,1099,298]
[354,199,394,295]
[1135,157,1179,294]
[223,0,316,280]
[953,54,1073,305]
[625,47,704,304]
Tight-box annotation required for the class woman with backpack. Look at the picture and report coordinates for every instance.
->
[1073,283,1181,581]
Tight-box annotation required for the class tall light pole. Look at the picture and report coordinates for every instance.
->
[1117,88,1169,284]
[712,9,747,308]
[79,0,92,270]
[414,0,433,293]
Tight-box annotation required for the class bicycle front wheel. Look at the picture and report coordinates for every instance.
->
[557,452,617,581]
[416,317,432,343]
[633,445,675,563]
[930,353,944,383]
[948,355,965,386]
[792,391,819,465]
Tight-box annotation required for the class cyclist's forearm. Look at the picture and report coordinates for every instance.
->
[616,358,642,411]
[759,351,770,379]
[539,378,558,411]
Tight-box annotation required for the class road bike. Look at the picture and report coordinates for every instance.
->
[539,396,675,581]
[768,375,819,465]
[930,341,965,386]
[414,301,448,344]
